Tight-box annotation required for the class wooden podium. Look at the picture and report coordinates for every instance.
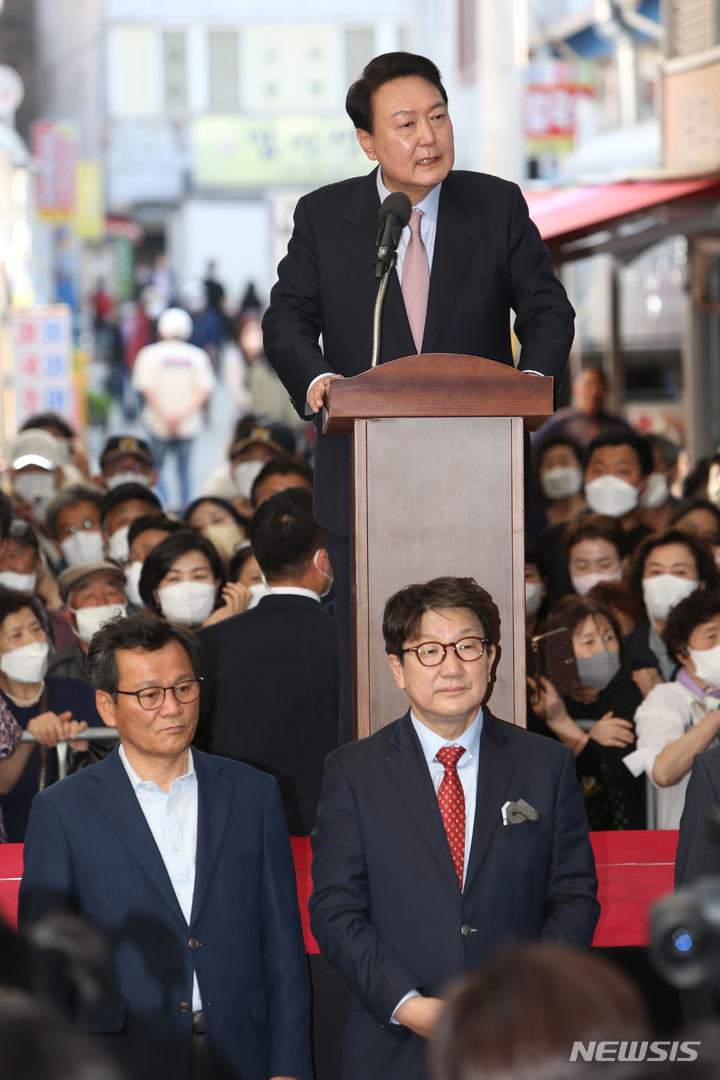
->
[324,354,553,740]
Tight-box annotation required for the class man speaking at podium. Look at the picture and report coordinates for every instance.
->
[263,52,575,740]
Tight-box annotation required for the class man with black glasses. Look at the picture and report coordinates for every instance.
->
[19,612,312,1080]
[309,576,599,1080]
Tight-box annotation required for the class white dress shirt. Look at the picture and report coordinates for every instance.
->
[263,585,320,602]
[119,744,202,1011]
[391,709,483,1023]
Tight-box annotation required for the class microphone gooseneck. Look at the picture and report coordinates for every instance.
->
[371,192,412,367]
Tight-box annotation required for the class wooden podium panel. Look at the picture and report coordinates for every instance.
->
[353,416,527,738]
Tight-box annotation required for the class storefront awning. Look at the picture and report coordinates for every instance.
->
[525,174,720,260]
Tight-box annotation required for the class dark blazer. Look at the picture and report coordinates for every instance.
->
[309,711,599,1080]
[263,167,575,536]
[196,593,339,834]
[19,747,313,1080]
[674,746,720,1022]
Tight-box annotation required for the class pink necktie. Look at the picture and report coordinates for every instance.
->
[401,209,430,354]
[436,745,466,889]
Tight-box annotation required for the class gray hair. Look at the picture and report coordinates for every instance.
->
[86,611,202,701]
[45,484,103,539]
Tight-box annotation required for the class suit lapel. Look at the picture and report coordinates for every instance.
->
[387,714,461,899]
[464,719,516,893]
[340,169,416,359]
[422,173,485,353]
[189,752,233,924]
[89,750,185,922]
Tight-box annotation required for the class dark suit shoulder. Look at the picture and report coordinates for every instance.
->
[194,747,278,792]
[197,598,337,646]
[484,714,569,766]
[299,172,376,214]
[447,169,520,202]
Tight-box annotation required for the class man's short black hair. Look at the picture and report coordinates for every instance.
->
[20,412,75,440]
[382,577,499,659]
[583,429,654,478]
[346,52,448,134]
[127,513,191,549]
[87,611,202,701]
[248,488,325,583]
[536,434,583,469]
[251,456,314,507]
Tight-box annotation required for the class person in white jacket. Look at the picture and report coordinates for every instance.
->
[625,588,720,828]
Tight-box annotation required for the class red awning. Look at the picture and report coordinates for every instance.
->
[525,175,720,245]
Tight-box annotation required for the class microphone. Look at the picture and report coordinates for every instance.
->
[374,192,412,280]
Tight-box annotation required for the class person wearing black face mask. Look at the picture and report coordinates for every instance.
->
[527,595,645,830]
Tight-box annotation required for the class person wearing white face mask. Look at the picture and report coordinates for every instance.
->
[524,544,547,637]
[581,430,654,545]
[625,589,720,829]
[638,434,680,534]
[0,517,75,652]
[527,595,645,830]
[45,484,106,569]
[0,591,101,841]
[140,532,250,630]
[625,529,720,699]
[536,432,654,609]
[195,487,339,833]
[182,496,246,565]
[227,421,298,520]
[527,436,586,542]
[9,428,63,529]
[99,483,162,566]
[563,515,627,603]
[98,435,158,491]
[47,563,128,685]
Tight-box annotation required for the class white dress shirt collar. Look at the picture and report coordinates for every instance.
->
[119,743,196,789]
[263,586,321,603]
[410,708,483,765]
[377,168,441,221]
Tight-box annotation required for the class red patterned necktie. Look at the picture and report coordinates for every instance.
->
[401,208,430,353]
[436,745,466,889]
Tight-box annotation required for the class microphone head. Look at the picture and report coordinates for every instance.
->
[379,191,412,227]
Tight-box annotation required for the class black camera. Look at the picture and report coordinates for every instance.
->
[651,880,720,988]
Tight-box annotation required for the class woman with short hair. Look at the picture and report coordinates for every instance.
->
[139,532,249,629]
[625,588,720,828]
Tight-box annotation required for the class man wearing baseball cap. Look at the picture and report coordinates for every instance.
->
[49,562,127,684]
[9,429,63,528]
[99,436,158,491]
[228,421,297,517]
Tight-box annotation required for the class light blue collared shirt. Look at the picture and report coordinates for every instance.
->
[409,708,482,888]
[376,168,441,283]
[119,744,201,1011]
[392,709,483,1024]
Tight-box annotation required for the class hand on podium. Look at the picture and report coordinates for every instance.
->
[308,374,344,414]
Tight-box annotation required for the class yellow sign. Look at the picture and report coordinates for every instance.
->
[73,160,105,241]
[191,115,374,188]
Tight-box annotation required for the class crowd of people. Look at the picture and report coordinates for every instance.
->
[527,365,720,833]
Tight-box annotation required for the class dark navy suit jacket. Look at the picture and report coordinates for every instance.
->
[309,711,599,1080]
[19,747,313,1080]
[263,167,575,536]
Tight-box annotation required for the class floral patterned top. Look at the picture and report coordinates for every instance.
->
[0,697,21,843]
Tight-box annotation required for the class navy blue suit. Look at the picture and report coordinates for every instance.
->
[19,747,313,1080]
[309,711,599,1080]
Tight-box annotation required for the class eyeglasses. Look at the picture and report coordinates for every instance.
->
[66,520,97,534]
[116,678,203,711]
[403,637,489,667]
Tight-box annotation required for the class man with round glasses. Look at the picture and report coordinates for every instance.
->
[309,575,599,1080]
[19,611,312,1080]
